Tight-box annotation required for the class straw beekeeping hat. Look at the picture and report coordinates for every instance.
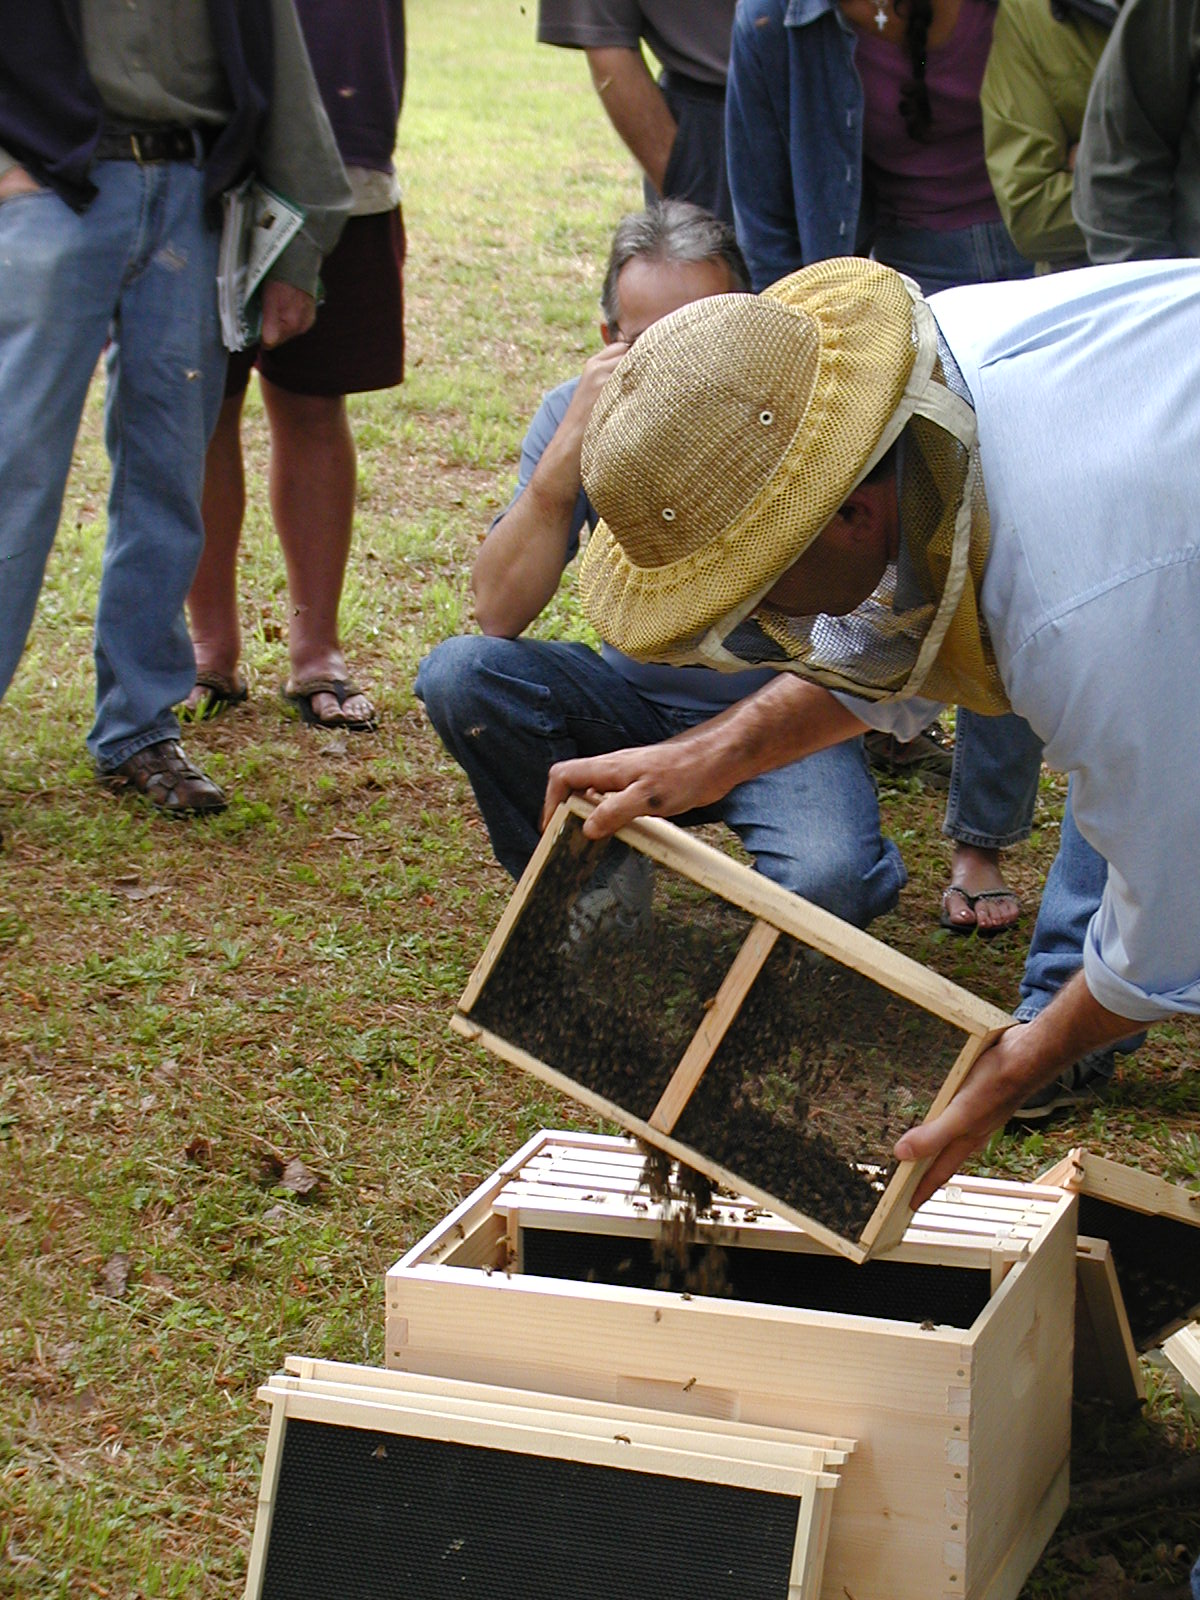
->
[578,257,1009,713]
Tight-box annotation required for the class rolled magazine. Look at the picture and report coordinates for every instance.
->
[217,178,306,351]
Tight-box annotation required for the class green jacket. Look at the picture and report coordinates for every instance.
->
[1074,0,1200,260]
[981,0,1114,267]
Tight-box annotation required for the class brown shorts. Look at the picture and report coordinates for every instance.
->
[225,205,406,399]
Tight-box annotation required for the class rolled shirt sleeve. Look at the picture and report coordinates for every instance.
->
[537,0,643,49]
[831,689,946,742]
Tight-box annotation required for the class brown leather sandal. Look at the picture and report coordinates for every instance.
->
[281,678,377,733]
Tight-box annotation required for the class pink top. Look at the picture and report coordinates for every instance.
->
[855,0,1000,230]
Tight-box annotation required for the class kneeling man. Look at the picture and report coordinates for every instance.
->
[416,204,905,929]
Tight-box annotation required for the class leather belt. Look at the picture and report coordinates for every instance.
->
[94,125,206,164]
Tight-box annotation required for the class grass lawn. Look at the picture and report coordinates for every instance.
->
[1,2,1197,1594]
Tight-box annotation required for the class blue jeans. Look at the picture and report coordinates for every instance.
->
[943,708,1044,850]
[1192,1553,1200,1600]
[1016,779,1145,1054]
[872,217,1034,295]
[874,219,1045,853]
[0,160,225,768]
[415,635,907,928]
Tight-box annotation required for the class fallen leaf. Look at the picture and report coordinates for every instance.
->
[184,1134,212,1166]
[280,1157,319,1196]
[98,1252,131,1298]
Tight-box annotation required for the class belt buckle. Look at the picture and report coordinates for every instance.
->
[129,131,145,164]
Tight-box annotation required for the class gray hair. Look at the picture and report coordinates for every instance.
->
[599,199,751,329]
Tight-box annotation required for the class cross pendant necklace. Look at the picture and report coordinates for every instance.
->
[874,0,888,26]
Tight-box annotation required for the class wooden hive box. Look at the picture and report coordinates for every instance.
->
[453,797,1014,1264]
[386,1130,1079,1600]
[1038,1147,1200,1349]
[245,1359,850,1600]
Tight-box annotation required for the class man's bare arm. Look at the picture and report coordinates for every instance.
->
[542,673,869,835]
[472,341,629,637]
[896,973,1144,1205]
[586,46,678,196]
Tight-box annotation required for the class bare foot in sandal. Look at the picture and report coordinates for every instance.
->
[282,669,377,731]
[181,667,248,721]
[939,844,1021,937]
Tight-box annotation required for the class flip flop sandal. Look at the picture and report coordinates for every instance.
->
[281,677,378,733]
[180,669,249,722]
[939,885,1021,940]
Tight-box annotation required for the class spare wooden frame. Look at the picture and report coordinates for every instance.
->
[453,797,1013,1263]
[1038,1146,1200,1349]
[245,1360,849,1600]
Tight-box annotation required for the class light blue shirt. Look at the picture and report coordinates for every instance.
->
[874,260,1200,1021]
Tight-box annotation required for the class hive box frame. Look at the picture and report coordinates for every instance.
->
[387,1130,1079,1600]
[245,1360,848,1600]
[1038,1146,1200,1348]
[453,797,1013,1263]
[1070,1235,1145,1407]
[1163,1322,1200,1394]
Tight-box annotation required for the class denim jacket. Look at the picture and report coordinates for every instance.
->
[727,0,1001,291]
[726,0,874,290]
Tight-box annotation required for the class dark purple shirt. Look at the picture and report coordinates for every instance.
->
[296,0,405,172]
[855,0,999,230]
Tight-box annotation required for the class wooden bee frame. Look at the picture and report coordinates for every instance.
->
[453,797,1013,1263]
[245,1360,849,1600]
